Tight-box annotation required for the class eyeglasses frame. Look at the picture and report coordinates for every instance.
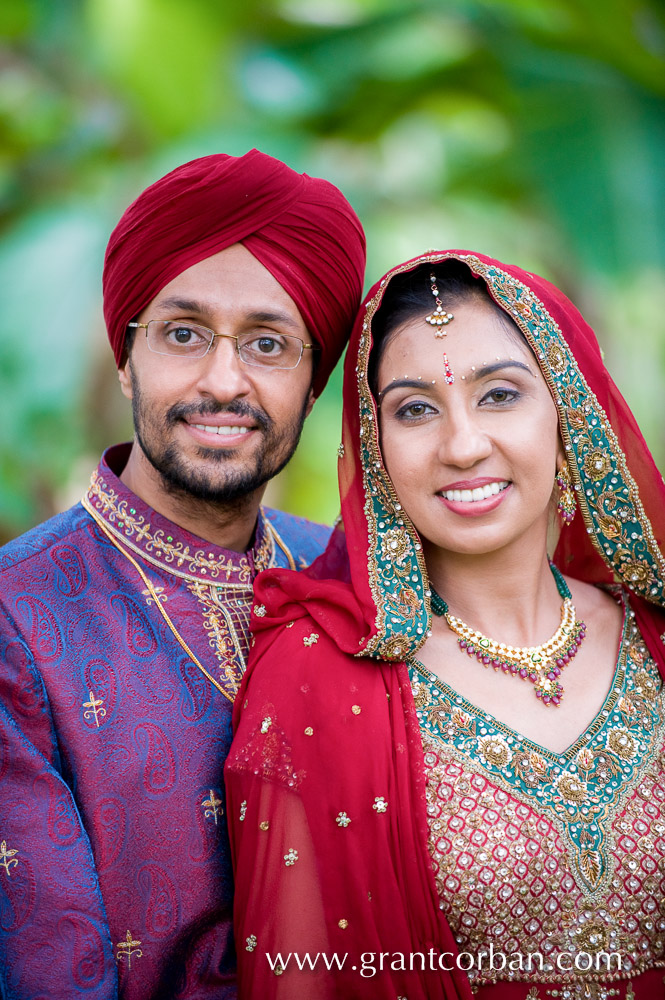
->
[127,320,317,369]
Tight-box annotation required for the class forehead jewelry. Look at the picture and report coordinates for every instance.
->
[429,562,586,707]
[442,353,454,385]
[425,273,454,334]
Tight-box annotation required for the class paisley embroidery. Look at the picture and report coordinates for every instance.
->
[0,850,36,931]
[34,773,80,846]
[51,543,88,597]
[93,797,126,871]
[138,863,179,938]
[110,594,159,658]
[56,912,106,988]
[83,658,117,723]
[133,723,177,795]
[14,596,63,661]
[179,658,213,722]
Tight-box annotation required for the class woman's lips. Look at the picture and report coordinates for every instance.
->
[436,480,511,516]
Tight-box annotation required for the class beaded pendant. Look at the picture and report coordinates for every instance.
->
[430,564,586,707]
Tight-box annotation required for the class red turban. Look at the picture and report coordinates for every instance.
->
[103,150,366,396]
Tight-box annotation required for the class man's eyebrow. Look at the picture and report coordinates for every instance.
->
[150,300,302,331]
[152,297,213,318]
[245,310,302,331]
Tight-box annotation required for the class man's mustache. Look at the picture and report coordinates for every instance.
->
[166,398,272,432]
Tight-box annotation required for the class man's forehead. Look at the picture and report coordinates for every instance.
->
[149,293,305,332]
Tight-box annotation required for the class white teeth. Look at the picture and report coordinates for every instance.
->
[192,424,250,436]
[440,481,509,503]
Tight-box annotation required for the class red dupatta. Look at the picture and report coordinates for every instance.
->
[226,251,665,999]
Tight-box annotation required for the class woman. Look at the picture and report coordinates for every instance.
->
[226,251,665,999]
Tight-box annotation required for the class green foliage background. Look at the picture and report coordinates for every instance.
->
[1,0,664,541]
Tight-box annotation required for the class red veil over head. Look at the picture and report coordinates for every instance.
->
[103,149,366,396]
[226,252,665,999]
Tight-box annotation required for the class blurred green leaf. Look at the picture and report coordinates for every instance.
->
[0,0,663,539]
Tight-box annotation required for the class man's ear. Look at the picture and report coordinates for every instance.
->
[304,387,316,418]
[118,358,133,400]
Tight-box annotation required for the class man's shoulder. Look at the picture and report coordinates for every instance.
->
[0,504,91,575]
[263,507,331,569]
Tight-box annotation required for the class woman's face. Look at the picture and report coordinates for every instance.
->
[376,295,563,558]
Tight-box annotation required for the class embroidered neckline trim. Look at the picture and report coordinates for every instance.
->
[84,468,275,584]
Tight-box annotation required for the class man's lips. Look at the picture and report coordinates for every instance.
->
[183,416,258,443]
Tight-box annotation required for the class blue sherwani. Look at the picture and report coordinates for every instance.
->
[0,444,329,999]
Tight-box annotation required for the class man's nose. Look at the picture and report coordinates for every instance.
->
[193,335,254,400]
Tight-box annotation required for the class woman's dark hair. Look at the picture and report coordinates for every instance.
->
[368,259,525,396]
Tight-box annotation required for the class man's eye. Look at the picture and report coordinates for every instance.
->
[166,326,200,344]
[243,335,287,356]
[256,336,280,354]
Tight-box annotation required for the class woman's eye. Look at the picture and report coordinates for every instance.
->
[395,400,434,419]
[481,387,519,405]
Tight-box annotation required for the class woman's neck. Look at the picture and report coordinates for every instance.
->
[424,532,564,647]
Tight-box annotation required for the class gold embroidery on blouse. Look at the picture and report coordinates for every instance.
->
[412,612,665,988]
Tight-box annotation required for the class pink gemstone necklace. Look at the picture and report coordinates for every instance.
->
[429,563,586,707]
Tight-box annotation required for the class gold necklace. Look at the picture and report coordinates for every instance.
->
[430,564,586,707]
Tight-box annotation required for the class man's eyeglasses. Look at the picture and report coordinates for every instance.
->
[128,320,316,370]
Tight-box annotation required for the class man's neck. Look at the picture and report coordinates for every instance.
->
[118,443,263,553]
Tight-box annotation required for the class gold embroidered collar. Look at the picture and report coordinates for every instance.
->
[82,445,274,585]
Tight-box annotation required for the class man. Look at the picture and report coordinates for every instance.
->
[0,150,365,998]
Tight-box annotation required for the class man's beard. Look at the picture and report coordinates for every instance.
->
[129,367,309,507]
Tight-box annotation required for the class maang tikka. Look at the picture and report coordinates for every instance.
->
[556,460,577,525]
[425,273,454,333]
[425,272,456,384]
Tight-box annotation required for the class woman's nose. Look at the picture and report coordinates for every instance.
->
[437,408,493,469]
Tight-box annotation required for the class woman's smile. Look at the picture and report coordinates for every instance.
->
[376,296,562,556]
[436,478,512,516]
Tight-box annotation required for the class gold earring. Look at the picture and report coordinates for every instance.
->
[556,460,576,526]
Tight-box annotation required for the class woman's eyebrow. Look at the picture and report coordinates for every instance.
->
[468,359,536,380]
[377,378,434,400]
[378,360,536,399]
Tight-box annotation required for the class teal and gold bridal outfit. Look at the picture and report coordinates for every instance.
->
[227,252,665,1000]
[412,590,665,997]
